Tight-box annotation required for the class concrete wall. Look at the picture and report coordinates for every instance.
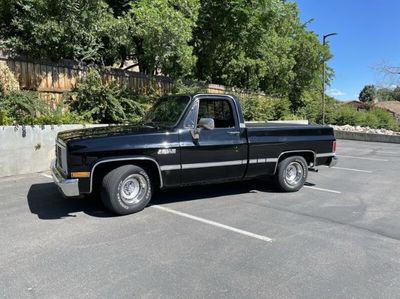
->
[0,125,105,178]
[334,130,400,144]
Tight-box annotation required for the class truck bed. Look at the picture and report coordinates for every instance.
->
[244,123,335,177]
[246,122,334,137]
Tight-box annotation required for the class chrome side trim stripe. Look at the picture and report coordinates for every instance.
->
[182,160,244,169]
[266,158,278,163]
[316,153,336,158]
[160,153,333,172]
[161,158,280,171]
[161,160,245,171]
[248,158,278,164]
[160,165,181,171]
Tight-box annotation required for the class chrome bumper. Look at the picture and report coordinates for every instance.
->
[51,160,80,197]
[329,155,338,168]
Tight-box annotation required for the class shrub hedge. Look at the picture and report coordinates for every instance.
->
[68,68,148,124]
[0,64,399,131]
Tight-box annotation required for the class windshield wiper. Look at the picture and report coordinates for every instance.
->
[141,121,159,129]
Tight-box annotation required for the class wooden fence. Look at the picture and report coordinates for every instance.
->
[0,54,261,103]
[1,55,177,103]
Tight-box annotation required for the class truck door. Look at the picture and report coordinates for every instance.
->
[179,96,247,185]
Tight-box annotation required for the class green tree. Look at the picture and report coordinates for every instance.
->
[1,0,330,103]
[105,0,131,16]
[289,27,330,111]
[376,87,394,102]
[126,0,200,77]
[359,85,376,103]
[0,0,128,65]
[392,86,400,101]
[193,0,329,111]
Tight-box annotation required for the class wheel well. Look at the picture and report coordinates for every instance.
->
[278,151,315,167]
[91,160,161,193]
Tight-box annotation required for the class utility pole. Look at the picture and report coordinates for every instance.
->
[322,33,337,125]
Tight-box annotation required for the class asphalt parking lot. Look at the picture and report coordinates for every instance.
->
[1,139,400,298]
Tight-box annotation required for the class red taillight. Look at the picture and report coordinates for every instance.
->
[332,141,337,153]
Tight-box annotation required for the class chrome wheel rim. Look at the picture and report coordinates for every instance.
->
[119,174,148,205]
[284,162,303,186]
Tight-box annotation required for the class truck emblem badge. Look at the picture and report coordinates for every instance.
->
[158,148,176,155]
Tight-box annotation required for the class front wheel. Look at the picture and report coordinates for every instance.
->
[101,165,152,215]
[275,156,308,192]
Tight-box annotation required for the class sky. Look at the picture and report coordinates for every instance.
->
[295,0,400,101]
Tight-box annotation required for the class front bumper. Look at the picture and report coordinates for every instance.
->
[51,160,80,197]
[329,155,338,168]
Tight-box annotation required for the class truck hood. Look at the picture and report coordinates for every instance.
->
[57,125,169,143]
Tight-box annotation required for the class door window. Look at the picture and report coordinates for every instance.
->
[198,99,235,128]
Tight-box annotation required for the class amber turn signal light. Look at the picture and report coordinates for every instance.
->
[71,172,90,178]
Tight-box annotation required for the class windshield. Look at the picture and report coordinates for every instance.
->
[142,96,191,127]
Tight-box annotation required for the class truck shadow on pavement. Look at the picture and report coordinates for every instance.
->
[27,183,114,219]
[27,179,279,220]
[151,179,278,205]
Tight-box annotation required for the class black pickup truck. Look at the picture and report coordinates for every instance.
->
[52,94,337,215]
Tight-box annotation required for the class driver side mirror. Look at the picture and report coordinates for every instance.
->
[198,118,215,130]
[190,118,215,141]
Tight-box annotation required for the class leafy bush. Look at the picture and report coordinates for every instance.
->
[69,68,145,124]
[238,94,295,121]
[272,98,291,120]
[0,89,85,125]
[0,108,12,125]
[0,90,45,124]
[332,105,360,126]
[358,108,399,130]
[239,94,275,121]
[295,91,322,124]
[330,104,399,131]
[32,106,85,125]
[280,114,307,121]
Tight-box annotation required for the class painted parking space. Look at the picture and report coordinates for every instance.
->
[1,139,400,298]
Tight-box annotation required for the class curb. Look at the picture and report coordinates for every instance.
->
[334,130,400,144]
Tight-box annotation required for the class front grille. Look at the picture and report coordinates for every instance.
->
[56,145,62,169]
[56,141,68,174]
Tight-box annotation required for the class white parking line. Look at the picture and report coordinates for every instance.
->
[304,185,341,194]
[337,155,389,162]
[331,166,373,173]
[40,173,52,179]
[376,151,399,155]
[152,205,273,242]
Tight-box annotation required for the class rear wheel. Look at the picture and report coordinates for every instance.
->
[101,165,152,215]
[275,156,308,192]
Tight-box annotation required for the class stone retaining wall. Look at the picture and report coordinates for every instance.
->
[334,130,400,144]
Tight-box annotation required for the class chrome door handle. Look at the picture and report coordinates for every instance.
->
[227,131,240,135]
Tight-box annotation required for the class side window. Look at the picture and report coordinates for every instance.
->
[198,99,235,128]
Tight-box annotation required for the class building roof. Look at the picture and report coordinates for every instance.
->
[375,101,400,116]
[344,100,370,109]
